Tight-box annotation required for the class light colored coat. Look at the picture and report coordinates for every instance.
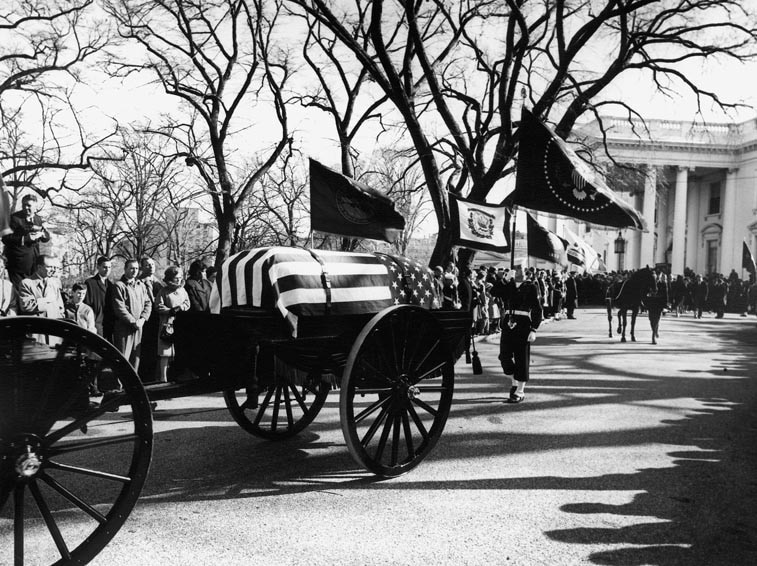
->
[0,279,17,316]
[155,284,190,357]
[18,274,64,318]
[70,302,96,333]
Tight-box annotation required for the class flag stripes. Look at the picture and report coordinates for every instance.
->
[210,247,433,336]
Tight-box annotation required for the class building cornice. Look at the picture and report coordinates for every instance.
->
[578,116,757,165]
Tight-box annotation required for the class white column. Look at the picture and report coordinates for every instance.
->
[655,184,669,265]
[671,167,689,275]
[630,193,643,269]
[639,167,657,268]
[719,168,738,274]
[685,178,700,273]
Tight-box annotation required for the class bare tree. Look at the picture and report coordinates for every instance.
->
[61,131,191,266]
[361,148,433,256]
[0,1,114,200]
[288,0,757,266]
[292,7,390,174]
[164,206,217,268]
[289,6,397,251]
[252,157,309,247]
[104,0,294,268]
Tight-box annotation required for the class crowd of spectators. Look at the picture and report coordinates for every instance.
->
[430,261,757,337]
[1,198,217,395]
[3,191,755,389]
[431,264,584,336]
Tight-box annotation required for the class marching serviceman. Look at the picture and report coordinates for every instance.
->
[492,264,543,403]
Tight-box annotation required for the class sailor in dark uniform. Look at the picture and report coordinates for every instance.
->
[491,264,543,403]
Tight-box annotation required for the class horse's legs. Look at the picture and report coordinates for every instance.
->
[606,300,613,337]
[630,308,637,342]
[649,309,660,344]
[619,309,627,342]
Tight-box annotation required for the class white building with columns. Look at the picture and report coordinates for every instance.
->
[533,116,757,276]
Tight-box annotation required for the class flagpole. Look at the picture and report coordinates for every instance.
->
[510,205,517,269]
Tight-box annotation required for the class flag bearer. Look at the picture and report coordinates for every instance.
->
[491,264,543,403]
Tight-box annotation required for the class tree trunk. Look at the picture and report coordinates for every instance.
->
[429,226,456,268]
[214,214,235,271]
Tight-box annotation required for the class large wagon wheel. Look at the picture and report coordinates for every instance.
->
[0,317,153,566]
[223,373,329,440]
[340,305,454,477]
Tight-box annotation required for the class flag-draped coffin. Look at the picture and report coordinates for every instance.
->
[210,247,435,336]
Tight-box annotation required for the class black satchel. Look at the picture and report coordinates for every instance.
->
[160,320,174,343]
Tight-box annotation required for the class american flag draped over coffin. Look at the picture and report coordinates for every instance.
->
[209,247,436,336]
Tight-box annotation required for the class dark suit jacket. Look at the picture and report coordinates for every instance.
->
[84,275,115,336]
[1,211,50,280]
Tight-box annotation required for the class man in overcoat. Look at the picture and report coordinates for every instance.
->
[138,256,164,381]
[18,254,64,319]
[693,274,708,319]
[112,258,152,373]
[491,264,543,403]
[84,255,115,340]
[565,271,578,319]
[18,255,65,345]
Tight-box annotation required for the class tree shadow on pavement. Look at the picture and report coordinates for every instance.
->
[29,315,754,565]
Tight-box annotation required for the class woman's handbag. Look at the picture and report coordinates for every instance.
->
[160,319,175,343]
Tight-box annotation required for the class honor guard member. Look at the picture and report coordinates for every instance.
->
[491,263,543,403]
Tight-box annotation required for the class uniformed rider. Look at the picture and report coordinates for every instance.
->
[491,264,543,403]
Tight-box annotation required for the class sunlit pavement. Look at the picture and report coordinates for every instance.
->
[46,308,757,565]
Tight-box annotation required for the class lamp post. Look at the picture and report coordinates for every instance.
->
[614,231,627,271]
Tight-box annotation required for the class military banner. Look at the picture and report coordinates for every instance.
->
[449,194,510,254]
[526,213,568,265]
[509,109,646,230]
[310,159,405,243]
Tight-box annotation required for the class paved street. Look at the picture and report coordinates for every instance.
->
[6,307,757,565]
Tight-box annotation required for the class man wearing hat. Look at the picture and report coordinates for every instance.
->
[491,264,543,403]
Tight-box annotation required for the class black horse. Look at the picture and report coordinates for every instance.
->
[605,277,624,338]
[612,267,656,343]
[644,277,669,345]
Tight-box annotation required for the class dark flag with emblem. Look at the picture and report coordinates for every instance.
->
[310,159,405,243]
[509,109,646,230]
[743,241,756,275]
[526,213,568,265]
[564,225,600,272]
[449,194,510,254]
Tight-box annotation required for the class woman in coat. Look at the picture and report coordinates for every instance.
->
[155,265,190,383]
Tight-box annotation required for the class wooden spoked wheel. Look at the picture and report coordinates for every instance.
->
[0,317,153,566]
[224,373,330,440]
[340,305,454,477]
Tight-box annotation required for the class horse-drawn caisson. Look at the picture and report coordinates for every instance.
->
[0,247,471,566]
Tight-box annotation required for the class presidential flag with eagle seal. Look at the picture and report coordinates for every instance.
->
[449,194,511,254]
[508,109,646,231]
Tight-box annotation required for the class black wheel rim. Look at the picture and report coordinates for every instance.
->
[340,306,454,477]
[0,317,153,566]
[224,374,329,440]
